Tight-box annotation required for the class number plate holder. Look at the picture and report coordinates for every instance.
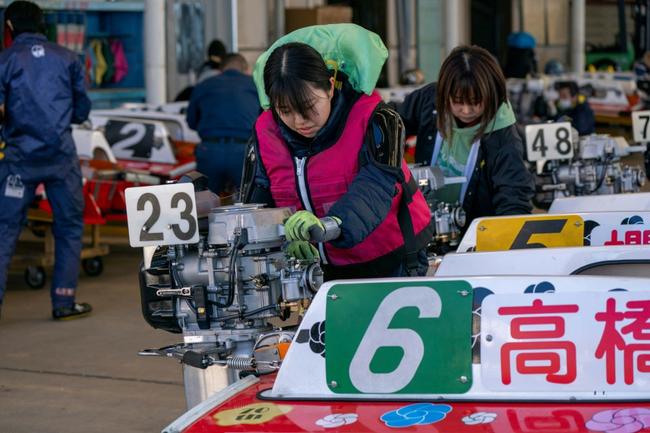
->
[325,281,473,394]
[126,183,199,247]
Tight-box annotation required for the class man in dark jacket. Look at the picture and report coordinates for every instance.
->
[186,53,260,195]
[396,83,534,226]
[532,81,595,136]
[554,81,595,136]
[0,1,92,320]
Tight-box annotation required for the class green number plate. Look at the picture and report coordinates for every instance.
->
[325,281,473,394]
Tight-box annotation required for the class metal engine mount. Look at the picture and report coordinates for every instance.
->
[138,203,323,385]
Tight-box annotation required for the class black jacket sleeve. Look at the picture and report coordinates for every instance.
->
[241,133,275,207]
[394,83,438,165]
[571,103,596,136]
[327,105,405,248]
[485,127,535,216]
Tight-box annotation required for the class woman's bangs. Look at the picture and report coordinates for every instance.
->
[271,78,315,118]
[451,74,482,104]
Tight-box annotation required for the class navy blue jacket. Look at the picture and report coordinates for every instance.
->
[0,33,90,162]
[186,69,260,141]
[556,102,595,136]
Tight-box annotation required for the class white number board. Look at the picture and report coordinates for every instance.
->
[525,122,574,161]
[632,110,650,143]
[125,183,199,247]
[481,292,650,392]
[590,223,650,246]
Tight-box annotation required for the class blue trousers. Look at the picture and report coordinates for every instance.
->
[0,158,84,309]
[195,139,247,195]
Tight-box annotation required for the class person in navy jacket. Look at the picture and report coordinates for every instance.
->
[186,53,260,195]
[0,1,92,320]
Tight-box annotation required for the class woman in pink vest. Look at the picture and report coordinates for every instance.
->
[241,25,433,281]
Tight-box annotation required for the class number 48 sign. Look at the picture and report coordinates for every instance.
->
[632,110,650,143]
[525,122,574,162]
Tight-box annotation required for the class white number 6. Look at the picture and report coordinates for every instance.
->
[349,286,442,393]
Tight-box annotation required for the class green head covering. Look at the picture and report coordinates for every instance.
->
[253,23,388,109]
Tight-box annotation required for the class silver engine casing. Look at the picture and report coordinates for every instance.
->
[534,135,646,207]
[139,204,322,406]
[410,165,467,253]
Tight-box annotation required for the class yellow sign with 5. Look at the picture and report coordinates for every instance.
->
[475,215,584,252]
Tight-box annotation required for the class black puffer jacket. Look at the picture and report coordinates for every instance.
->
[397,83,534,224]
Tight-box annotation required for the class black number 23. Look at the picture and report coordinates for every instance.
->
[137,192,197,242]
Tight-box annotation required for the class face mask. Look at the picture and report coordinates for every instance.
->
[557,98,573,110]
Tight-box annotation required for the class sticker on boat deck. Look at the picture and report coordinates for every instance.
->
[380,403,452,428]
[462,411,497,425]
[586,408,650,433]
[295,320,325,357]
[524,281,556,293]
[475,215,584,251]
[315,413,358,429]
[213,403,292,426]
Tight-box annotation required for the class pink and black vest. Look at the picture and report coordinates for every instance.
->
[255,93,432,269]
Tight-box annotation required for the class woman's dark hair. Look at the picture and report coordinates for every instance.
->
[207,39,226,59]
[263,42,331,119]
[555,80,579,97]
[4,0,43,36]
[436,45,507,141]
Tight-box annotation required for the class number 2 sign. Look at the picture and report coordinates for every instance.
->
[525,122,574,161]
[632,110,650,143]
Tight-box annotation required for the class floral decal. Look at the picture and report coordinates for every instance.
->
[380,403,452,428]
[462,411,497,425]
[524,281,556,294]
[315,413,358,429]
[586,408,650,433]
[295,320,325,357]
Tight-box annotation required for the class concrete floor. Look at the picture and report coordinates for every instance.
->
[0,235,187,433]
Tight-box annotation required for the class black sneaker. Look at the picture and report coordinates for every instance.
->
[52,302,92,320]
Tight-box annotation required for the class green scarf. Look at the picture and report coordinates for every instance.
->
[435,102,516,203]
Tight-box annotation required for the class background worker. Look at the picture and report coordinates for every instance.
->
[175,39,227,101]
[397,45,534,228]
[186,53,260,196]
[0,0,92,320]
[532,80,596,136]
[553,81,595,136]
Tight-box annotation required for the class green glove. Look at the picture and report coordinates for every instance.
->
[284,210,323,241]
[286,240,320,261]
